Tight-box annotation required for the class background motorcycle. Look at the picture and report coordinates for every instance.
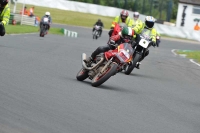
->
[93,25,102,39]
[76,43,134,87]
[40,23,49,37]
[124,29,154,75]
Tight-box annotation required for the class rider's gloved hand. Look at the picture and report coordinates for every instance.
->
[110,39,115,44]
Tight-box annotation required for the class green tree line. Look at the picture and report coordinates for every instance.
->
[69,0,179,22]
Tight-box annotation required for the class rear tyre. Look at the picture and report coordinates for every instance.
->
[91,62,118,87]
[124,53,141,75]
[76,68,89,81]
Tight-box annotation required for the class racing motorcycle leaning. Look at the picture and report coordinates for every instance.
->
[40,17,50,37]
[76,42,134,87]
[93,25,102,39]
[124,29,155,75]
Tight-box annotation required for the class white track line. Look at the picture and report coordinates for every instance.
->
[171,49,200,67]
[171,49,178,56]
[190,59,200,67]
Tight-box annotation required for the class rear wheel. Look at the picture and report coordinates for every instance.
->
[91,62,118,87]
[76,68,89,81]
[124,53,141,75]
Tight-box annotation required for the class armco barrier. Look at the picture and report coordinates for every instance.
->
[61,28,78,38]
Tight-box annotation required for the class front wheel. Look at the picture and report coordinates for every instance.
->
[76,68,89,81]
[91,62,118,87]
[124,53,141,75]
[93,31,96,39]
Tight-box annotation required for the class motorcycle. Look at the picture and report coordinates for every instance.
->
[93,25,102,39]
[40,23,49,37]
[123,29,154,75]
[76,42,134,87]
[39,17,50,37]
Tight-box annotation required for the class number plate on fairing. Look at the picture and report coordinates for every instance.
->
[43,18,49,22]
[139,39,149,48]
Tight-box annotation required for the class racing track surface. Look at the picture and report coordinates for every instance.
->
[0,25,200,133]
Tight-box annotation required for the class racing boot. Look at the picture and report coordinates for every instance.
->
[83,57,93,65]
[135,62,141,69]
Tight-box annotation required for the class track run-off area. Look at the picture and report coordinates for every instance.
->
[0,24,200,133]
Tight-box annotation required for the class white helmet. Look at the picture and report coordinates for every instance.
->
[145,16,155,29]
[133,12,140,19]
[45,12,50,16]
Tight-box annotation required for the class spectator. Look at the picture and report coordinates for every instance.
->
[20,6,28,15]
[28,6,34,17]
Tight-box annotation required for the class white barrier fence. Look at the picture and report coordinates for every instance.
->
[16,0,200,42]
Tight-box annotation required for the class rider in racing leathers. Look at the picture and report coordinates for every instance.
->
[92,19,104,37]
[84,27,134,64]
[40,11,52,31]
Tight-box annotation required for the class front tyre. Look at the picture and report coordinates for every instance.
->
[76,68,89,81]
[124,53,141,75]
[91,62,118,87]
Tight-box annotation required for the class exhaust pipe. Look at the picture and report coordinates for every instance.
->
[82,53,104,70]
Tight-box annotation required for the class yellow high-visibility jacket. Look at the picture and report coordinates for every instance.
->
[0,4,10,25]
[111,16,133,28]
[132,19,142,28]
[132,21,157,42]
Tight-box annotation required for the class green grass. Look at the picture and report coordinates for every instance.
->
[5,25,63,35]
[10,3,114,29]
[177,50,200,63]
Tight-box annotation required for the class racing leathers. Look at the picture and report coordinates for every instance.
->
[40,15,52,30]
[93,21,104,36]
[0,4,10,36]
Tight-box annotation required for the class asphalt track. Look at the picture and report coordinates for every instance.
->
[0,25,200,133]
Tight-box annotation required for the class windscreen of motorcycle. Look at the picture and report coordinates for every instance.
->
[116,43,134,63]
[140,29,151,40]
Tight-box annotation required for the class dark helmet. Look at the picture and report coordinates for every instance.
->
[0,0,8,7]
[145,16,155,29]
[121,27,134,42]
[120,10,129,22]
[98,19,101,22]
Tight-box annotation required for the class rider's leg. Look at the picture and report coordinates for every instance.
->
[0,24,5,36]
[84,45,111,63]
[136,49,149,69]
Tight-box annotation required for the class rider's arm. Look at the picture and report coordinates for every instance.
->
[132,21,144,35]
[1,5,10,25]
[151,28,157,43]
[49,16,52,24]
[111,16,119,28]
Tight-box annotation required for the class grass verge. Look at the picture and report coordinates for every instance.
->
[5,24,63,35]
[176,50,200,63]
[9,3,114,29]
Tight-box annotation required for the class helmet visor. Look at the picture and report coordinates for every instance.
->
[145,21,154,28]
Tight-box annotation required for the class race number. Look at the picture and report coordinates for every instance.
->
[43,18,49,22]
[139,39,149,48]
